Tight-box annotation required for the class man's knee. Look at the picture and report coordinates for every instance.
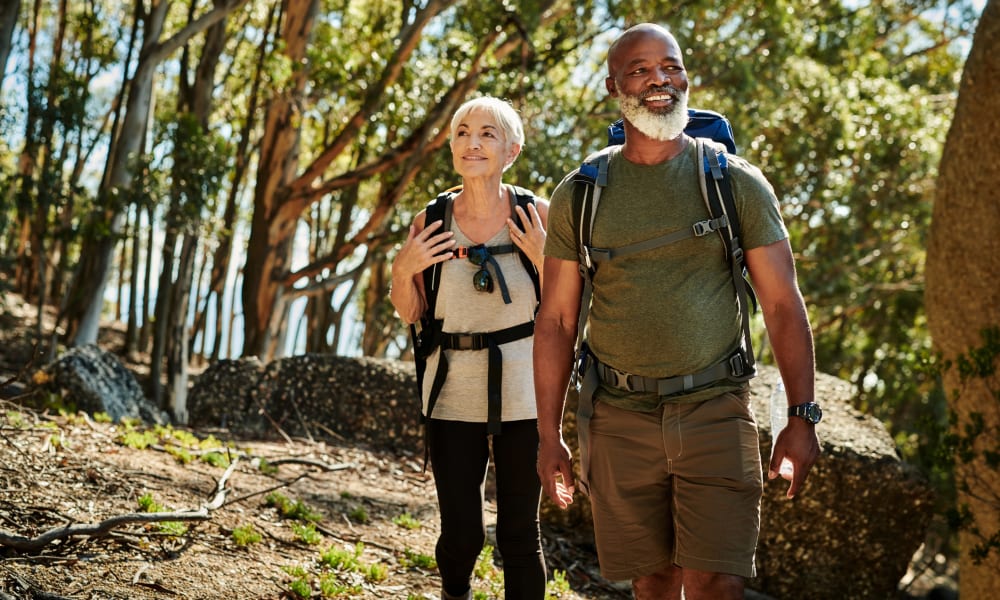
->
[632,564,682,600]
[680,570,744,600]
[631,566,744,600]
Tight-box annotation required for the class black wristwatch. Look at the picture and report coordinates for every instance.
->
[788,402,823,425]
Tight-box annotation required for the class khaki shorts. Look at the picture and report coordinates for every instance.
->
[586,390,762,581]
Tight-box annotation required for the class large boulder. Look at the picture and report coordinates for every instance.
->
[38,344,166,424]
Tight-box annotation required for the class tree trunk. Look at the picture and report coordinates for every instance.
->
[0,0,19,97]
[67,0,169,346]
[925,1,1000,596]
[66,0,247,346]
[241,0,318,359]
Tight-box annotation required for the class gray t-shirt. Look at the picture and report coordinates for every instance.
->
[545,141,787,410]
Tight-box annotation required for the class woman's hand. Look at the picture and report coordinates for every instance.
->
[389,218,456,323]
[392,220,456,281]
[507,202,546,269]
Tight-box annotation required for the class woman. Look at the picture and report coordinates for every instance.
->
[390,96,549,600]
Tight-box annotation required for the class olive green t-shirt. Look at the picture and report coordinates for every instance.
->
[545,141,787,411]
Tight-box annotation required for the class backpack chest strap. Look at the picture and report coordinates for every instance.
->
[584,215,730,266]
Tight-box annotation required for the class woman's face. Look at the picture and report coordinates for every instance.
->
[450,108,518,179]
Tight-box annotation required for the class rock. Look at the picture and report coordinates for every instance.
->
[188,354,422,451]
[543,363,934,600]
[40,344,166,424]
[186,357,265,428]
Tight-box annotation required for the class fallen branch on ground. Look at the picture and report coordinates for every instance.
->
[0,457,240,552]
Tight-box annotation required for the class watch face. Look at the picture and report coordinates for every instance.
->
[790,403,823,424]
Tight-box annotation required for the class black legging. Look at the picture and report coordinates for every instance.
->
[428,418,546,599]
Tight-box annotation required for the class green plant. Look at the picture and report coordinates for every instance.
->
[119,430,157,450]
[921,326,1000,566]
[318,572,359,596]
[266,492,324,523]
[392,512,420,530]
[473,545,503,598]
[364,562,388,582]
[293,522,323,545]
[200,451,230,468]
[288,576,312,598]
[319,542,363,570]
[4,411,27,429]
[401,548,437,570]
[165,445,194,464]
[545,569,571,598]
[232,524,262,547]
[137,493,163,513]
[348,505,368,524]
[136,493,187,536]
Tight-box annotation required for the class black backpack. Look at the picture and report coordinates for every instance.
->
[409,185,542,445]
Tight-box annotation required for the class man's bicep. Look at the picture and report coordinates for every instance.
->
[745,239,802,310]
[538,257,583,325]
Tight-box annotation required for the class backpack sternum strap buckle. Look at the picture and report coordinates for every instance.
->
[444,333,489,351]
[693,215,729,237]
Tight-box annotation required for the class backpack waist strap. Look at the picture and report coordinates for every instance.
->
[438,320,534,351]
[593,350,753,396]
[426,320,535,436]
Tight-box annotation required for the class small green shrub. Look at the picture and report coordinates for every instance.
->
[232,524,262,547]
[392,512,420,530]
[401,548,437,570]
[293,522,323,545]
[348,505,369,524]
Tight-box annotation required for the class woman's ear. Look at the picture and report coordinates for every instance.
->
[506,142,522,168]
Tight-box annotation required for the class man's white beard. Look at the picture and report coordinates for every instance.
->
[620,88,689,141]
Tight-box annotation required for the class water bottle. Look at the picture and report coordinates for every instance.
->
[769,379,794,480]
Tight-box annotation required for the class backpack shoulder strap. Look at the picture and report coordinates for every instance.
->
[695,138,757,375]
[507,185,542,303]
[569,146,615,355]
[421,190,457,316]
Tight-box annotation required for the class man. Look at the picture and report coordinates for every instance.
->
[533,23,820,600]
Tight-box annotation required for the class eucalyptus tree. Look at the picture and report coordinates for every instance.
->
[8,0,119,343]
[240,0,592,359]
[63,0,248,347]
[927,0,1000,593]
[0,0,18,99]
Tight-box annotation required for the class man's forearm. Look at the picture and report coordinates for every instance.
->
[533,315,577,442]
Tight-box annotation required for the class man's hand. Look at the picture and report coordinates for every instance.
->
[768,417,820,498]
[537,436,576,509]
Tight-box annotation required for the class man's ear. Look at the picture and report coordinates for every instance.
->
[605,76,618,97]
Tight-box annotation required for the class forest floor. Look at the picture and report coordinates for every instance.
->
[0,291,957,599]
[0,292,623,600]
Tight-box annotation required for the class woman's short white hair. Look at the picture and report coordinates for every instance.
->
[450,96,525,148]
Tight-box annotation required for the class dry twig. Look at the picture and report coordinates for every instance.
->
[0,457,240,551]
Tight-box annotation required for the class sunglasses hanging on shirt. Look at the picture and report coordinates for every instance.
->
[452,244,514,304]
